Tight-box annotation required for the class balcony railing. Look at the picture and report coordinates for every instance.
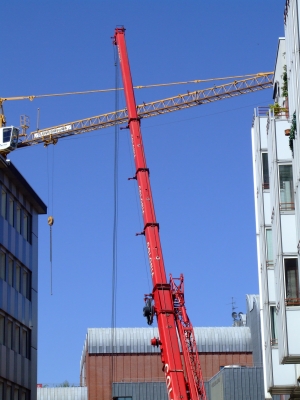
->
[256,106,269,116]
[280,202,295,211]
[262,182,270,190]
[285,298,300,306]
[266,261,274,268]
[271,338,278,346]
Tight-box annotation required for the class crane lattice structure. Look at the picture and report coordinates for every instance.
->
[14,72,273,149]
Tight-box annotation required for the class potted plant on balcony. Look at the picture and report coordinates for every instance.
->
[282,65,289,117]
[289,111,296,152]
[269,103,281,116]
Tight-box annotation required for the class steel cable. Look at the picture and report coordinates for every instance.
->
[110,44,120,388]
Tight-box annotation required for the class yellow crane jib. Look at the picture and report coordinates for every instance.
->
[0,72,274,154]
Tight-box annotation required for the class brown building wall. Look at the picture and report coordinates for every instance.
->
[84,352,253,400]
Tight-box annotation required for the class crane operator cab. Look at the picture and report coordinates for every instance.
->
[0,126,19,153]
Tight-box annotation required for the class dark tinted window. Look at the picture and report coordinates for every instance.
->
[2,128,11,143]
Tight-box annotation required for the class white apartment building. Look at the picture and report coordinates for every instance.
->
[252,37,300,399]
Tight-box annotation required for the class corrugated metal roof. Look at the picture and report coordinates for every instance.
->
[83,327,252,355]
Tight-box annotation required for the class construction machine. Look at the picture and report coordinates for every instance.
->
[0,27,274,400]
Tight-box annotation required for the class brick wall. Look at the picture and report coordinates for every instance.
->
[85,352,253,400]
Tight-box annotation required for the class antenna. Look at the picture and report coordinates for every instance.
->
[36,108,40,131]
[228,297,237,314]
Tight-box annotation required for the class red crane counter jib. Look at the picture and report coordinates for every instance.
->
[113,27,206,400]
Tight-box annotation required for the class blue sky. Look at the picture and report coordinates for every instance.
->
[2,0,285,384]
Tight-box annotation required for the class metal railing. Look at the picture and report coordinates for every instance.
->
[280,202,295,211]
[271,338,278,346]
[285,298,300,306]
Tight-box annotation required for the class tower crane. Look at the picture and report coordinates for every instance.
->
[0,71,272,154]
[0,28,273,400]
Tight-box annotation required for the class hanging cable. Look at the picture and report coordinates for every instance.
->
[110,43,120,387]
[0,72,273,103]
[47,144,55,295]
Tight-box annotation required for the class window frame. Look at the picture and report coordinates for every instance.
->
[278,164,295,211]
[262,152,270,190]
[284,258,300,305]
[1,188,6,219]
[8,258,13,287]
[8,196,14,226]
[16,205,21,234]
[0,314,4,345]
[0,251,5,281]
[270,305,278,346]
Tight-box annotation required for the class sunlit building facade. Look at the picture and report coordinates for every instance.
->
[252,36,300,399]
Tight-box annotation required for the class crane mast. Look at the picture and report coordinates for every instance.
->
[113,27,207,400]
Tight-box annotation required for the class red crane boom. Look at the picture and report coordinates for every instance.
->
[114,27,207,400]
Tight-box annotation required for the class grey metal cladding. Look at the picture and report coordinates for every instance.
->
[37,387,88,400]
[246,294,262,366]
[208,367,264,400]
[84,326,252,354]
[113,382,168,400]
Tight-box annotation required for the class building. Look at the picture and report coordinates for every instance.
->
[80,326,253,400]
[0,156,47,400]
[251,36,300,399]
[37,387,87,400]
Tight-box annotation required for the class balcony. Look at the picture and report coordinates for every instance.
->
[271,338,278,346]
[262,182,270,190]
[280,202,295,211]
[285,298,300,306]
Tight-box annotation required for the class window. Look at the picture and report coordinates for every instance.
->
[22,329,28,358]
[15,265,21,292]
[279,165,294,210]
[22,270,28,299]
[0,382,3,400]
[0,315,4,345]
[7,320,12,349]
[22,268,31,300]
[262,153,269,189]
[15,325,20,353]
[8,259,13,286]
[16,206,21,233]
[285,258,300,305]
[8,197,14,226]
[270,306,278,345]
[3,128,12,143]
[0,251,5,281]
[1,189,6,219]
[266,229,273,264]
[23,213,28,241]
[6,385,12,400]
[14,389,19,400]
[8,259,14,286]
